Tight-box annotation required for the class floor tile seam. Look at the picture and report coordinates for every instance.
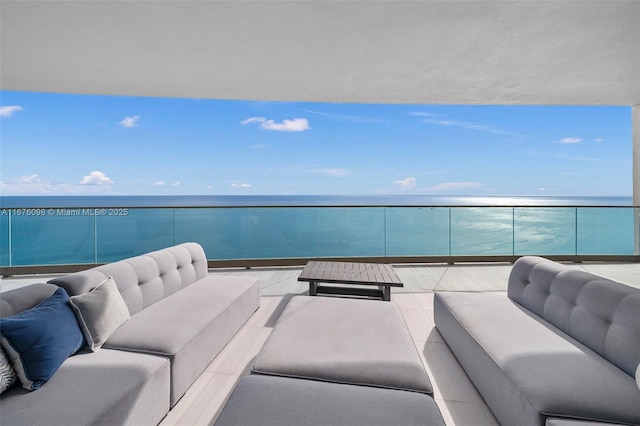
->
[432,265,450,292]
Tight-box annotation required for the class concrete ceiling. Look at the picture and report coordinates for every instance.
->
[1,0,639,106]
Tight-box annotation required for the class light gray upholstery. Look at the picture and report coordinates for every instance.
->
[105,274,260,406]
[49,242,260,407]
[434,256,640,426]
[0,349,169,426]
[434,291,640,425]
[50,242,208,315]
[215,375,445,426]
[508,256,640,376]
[0,283,57,317]
[0,242,260,424]
[0,285,170,426]
[252,295,432,394]
[546,420,625,426]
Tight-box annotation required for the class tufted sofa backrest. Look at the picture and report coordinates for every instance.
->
[508,256,640,377]
[49,243,208,315]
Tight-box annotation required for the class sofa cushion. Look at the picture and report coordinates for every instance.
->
[215,375,445,426]
[0,288,85,390]
[0,348,170,426]
[546,419,626,426]
[508,256,640,377]
[252,295,433,394]
[104,274,260,406]
[70,276,131,351]
[434,291,640,426]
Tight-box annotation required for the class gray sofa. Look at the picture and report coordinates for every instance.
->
[434,256,640,426]
[0,242,260,425]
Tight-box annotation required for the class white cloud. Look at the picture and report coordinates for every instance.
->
[426,182,483,192]
[0,105,24,117]
[241,116,310,132]
[230,181,252,188]
[594,138,604,143]
[1,174,115,195]
[393,177,417,189]
[153,180,179,187]
[14,174,41,184]
[537,187,556,192]
[241,117,267,126]
[79,171,114,185]
[119,115,140,128]
[559,137,582,144]
[416,114,518,137]
[409,112,440,118]
[309,168,351,177]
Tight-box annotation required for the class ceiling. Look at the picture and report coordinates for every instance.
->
[1,0,639,106]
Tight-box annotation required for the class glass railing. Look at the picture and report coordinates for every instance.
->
[0,205,638,268]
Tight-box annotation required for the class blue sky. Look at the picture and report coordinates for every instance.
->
[0,91,632,197]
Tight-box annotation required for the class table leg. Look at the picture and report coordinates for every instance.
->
[309,281,318,296]
[381,286,391,302]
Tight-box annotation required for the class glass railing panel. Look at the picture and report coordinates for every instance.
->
[96,208,175,263]
[245,208,319,259]
[577,207,635,255]
[385,207,450,256]
[1,212,9,266]
[9,210,96,266]
[514,207,576,255]
[451,207,514,255]
[175,208,244,260]
[317,207,385,257]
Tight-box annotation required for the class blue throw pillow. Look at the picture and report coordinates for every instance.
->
[0,287,85,390]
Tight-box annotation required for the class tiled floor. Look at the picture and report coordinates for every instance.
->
[2,262,638,425]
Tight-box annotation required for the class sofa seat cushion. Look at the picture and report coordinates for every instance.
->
[215,375,445,426]
[252,296,432,394]
[0,349,169,426]
[545,420,625,426]
[434,291,640,426]
[104,274,260,406]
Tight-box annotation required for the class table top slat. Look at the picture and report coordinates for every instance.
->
[298,261,403,287]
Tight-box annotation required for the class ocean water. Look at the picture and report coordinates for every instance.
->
[0,194,634,208]
[0,195,636,267]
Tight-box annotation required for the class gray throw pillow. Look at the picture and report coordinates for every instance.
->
[0,347,17,394]
[70,276,130,351]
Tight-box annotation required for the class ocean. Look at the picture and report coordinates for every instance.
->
[1,195,636,267]
[0,194,634,208]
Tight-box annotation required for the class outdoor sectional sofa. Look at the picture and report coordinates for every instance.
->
[435,256,640,426]
[0,242,260,425]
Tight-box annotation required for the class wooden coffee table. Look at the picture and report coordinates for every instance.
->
[297,261,403,301]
